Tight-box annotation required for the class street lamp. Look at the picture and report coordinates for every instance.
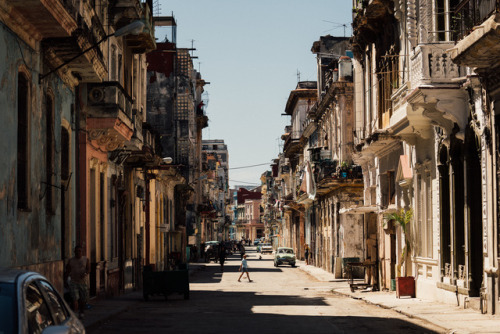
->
[39,21,145,83]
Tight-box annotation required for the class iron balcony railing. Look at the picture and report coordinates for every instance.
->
[453,0,499,41]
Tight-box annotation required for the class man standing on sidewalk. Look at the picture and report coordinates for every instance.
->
[219,244,226,272]
[65,245,90,319]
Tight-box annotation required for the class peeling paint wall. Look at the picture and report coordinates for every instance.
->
[0,23,76,287]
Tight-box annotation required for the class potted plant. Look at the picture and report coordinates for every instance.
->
[385,208,415,298]
[340,161,349,178]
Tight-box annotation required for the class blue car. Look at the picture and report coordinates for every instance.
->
[0,268,86,333]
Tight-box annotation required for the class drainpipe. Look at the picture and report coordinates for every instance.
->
[145,171,150,266]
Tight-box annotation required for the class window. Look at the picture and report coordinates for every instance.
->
[436,0,461,41]
[45,94,55,215]
[61,128,70,181]
[179,120,189,137]
[377,50,399,128]
[38,280,69,324]
[111,45,117,81]
[416,170,433,257]
[25,282,53,333]
[388,170,396,205]
[17,72,30,210]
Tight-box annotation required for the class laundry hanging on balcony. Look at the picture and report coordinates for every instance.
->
[299,161,317,201]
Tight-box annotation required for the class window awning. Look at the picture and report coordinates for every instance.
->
[339,205,377,215]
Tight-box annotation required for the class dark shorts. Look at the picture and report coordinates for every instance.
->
[242,267,248,272]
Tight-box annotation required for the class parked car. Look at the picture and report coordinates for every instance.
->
[260,243,273,254]
[253,239,260,246]
[0,268,86,334]
[274,247,296,267]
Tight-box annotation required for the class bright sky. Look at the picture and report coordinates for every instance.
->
[156,1,353,188]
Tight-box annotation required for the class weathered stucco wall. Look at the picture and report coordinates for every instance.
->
[0,24,75,276]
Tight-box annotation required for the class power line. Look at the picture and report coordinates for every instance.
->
[229,180,260,185]
[229,162,270,170]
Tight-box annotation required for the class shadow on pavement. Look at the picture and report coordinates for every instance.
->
[89,289,441,334]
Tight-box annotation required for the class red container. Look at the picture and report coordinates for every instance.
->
[396,276,415,298]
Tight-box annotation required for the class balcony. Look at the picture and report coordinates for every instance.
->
[283,131,302,158]
[309,147,332,163]
[109,0,142,27]
[86,82,134,151]
[403,43,468,138]
[452,0,498,41]
[450,0,500,74]
[125,2,156,53]
[313,161,363,195]
[3,0,78,41]
[125,108,144,151]
[351,0,394,60]
[410,43,463,87]
[42,4,107,84]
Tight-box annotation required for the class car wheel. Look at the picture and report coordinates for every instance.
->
[291,263,296,267]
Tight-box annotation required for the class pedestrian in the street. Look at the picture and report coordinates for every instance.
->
[219,244,226,272]
[239,242,246,259]
[304,244,310,265]
[64,245,90,319]
[238,254,252,282]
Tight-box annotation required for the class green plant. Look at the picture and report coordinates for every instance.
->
[385,208,413,277]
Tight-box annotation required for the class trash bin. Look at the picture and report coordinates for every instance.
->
[143,267,190,301]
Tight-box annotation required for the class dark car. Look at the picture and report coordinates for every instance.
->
[204,241,220,263]
[0,268,85,334]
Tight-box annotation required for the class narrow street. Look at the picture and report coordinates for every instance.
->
[89,247,443,334]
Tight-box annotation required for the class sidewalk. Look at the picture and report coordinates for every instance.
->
[297,260,500,334]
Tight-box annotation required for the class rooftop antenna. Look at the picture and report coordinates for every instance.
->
[322,20,351,37]
[198,61,202,72]
[297,69,301,83]
[191,39,195,57]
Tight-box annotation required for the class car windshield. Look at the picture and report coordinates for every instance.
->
[279,249,294,254]
[0,282,17,334]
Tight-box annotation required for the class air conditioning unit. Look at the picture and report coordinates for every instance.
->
[88,87,105,103]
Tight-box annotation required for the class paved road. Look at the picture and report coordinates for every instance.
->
[89,247,444,333]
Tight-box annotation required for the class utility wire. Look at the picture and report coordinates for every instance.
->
[229,162,270,170]
[229,180,260,185]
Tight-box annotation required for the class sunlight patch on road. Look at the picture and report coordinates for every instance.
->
[251,305,334,316]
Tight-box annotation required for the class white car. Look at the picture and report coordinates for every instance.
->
[260,243,273,254]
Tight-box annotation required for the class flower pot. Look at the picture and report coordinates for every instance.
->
[396,276,415,298]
